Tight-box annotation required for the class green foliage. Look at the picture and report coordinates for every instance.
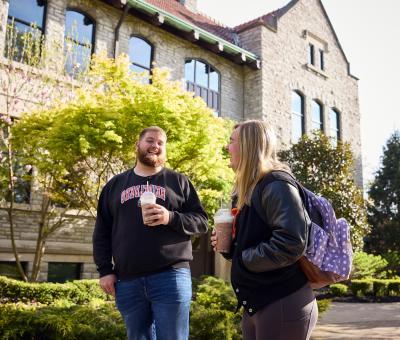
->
[351,252,388,279]
[279,132,370,251]
[316,299,331,315]
[193,276,237,311]
[372,280,389,297]
[381,250,400,278]
[190,276,241,340]
[388,281,400,296]
[329,283,348,296]
[0,275,336,339]
[12,53,234,217]
[349,279,400,297]
[0,303,125,340]
[0,276,109,304]
[190,305,241,340]
[366,131,400,254]
[350,280,374,297]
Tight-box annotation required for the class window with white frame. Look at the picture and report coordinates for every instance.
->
[311,100,324,132]
[184,59,220,116]
[6,0,47,62]
[64,9,95,77]
[291,91,305,143]
[129,36,153,83]
[329,107,341,146]
[304,30,327,73]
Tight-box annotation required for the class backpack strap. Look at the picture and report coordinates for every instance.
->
[251,170,303,224]
[252,171,323,239]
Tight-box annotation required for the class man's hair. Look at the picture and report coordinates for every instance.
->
[138,126,167,141]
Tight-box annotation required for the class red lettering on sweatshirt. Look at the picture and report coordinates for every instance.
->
[120,184,166,204]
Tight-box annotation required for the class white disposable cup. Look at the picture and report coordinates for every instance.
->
[140,191,156,225]
[214,209,234,253]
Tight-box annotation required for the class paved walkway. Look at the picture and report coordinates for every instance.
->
[311,302,400,339]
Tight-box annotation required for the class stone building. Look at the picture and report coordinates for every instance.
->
[0,0,362,281]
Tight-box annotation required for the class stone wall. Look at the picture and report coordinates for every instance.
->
[0,0,245,281]
[253,0,362,182]
[0,0,363,282]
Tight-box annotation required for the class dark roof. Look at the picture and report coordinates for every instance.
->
[101,0,355,76]
[146,0,237,43]
[234,0,299,32]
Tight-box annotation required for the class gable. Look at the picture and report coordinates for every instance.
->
[276,0,355,78]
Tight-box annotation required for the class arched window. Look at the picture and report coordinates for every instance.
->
[64,9,95,76]
[329,108,341,146]
[129,36,153,83]
[1,116,32,203]
[6,0,47,62]
[184,59,220,116]
[291,91,305,143]
[311,100,324,132]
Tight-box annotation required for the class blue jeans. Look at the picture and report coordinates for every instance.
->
[115,268,192,340]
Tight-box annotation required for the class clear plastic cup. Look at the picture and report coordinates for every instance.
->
[214,209,234,253]
[140,191,156,225]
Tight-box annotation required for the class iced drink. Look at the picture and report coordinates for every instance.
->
[214,209,234,253]
[140,191,156,225]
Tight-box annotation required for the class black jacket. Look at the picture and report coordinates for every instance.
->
[93,168,208,280]
[228,171,310,315]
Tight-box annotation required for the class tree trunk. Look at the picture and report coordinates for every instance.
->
[5,125,28,282]
[31,237,46,282]
[30,194,51,281]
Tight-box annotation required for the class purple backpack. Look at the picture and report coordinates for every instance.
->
[254,171,353,289]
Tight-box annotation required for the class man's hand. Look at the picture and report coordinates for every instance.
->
[99,274,117,296]
[142,204,170,226]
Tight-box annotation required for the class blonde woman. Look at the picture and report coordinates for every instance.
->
[212,120,318,339]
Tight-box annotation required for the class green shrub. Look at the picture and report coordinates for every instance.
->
[381,251,400,278]
[190,304,241,340]
[316,299,331,315]
[373,280,389,297]
[0,276,109,305]
[351,252,388,279]
[350,279,374,296]
[193,276,237,311]
[388,280,400,296]
[329,283,348,296]
[348,279,400,297]
[0,302,125,340]
[190,276,241,339]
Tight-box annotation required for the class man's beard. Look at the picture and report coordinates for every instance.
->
[137,147,166,168]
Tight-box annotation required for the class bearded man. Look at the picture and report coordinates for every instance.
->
[93,126,208,340]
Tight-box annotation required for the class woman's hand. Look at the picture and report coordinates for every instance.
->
[210,229,217,251]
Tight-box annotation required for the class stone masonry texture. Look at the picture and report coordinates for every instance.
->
[0,0,362,281]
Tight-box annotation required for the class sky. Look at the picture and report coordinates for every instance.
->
[197,0,400,190]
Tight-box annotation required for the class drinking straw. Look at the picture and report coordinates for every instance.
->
[147,181,149,192]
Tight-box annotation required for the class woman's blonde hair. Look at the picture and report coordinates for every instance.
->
[234,120,291,210]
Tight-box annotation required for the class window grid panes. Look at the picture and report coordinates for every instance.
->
[184,60,220,117]
[6,0,47,62]
[64,10,95,77]
[291,91,305,143]
[129,36,153,83]
[329,108,340,147]
[311,100,323,132]
[1,118,32,203]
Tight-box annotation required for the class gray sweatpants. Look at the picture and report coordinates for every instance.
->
[242,284,318,340]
